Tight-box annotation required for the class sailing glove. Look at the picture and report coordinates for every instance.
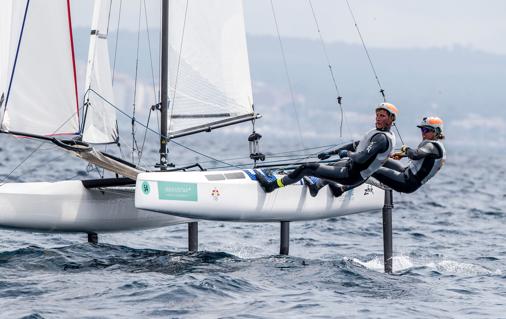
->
[317,152,332,160]
[338,150,349,158]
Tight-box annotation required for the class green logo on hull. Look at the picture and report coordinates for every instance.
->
[158,181,198,201]
[141,181,151,195]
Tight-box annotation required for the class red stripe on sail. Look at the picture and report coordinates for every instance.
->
[66,0,80,133]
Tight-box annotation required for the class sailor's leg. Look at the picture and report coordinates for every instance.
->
[383,158,405,172]
[303,176,329,197]
[256,163,337,193]
[372,167,419,193]
[256,160,359,193]
[281,161,354,185]
[254,170,281,193]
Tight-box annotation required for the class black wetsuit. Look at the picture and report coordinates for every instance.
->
[372,140,445,193]
[280,131,392,187]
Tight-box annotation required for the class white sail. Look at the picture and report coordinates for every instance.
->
[82,0,118,144]
[0,1,13,109]
[1,1,25,127]
[167,0,254,135]
[0,0,79,136]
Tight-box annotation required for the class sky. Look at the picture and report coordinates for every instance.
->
[71,0,506,55]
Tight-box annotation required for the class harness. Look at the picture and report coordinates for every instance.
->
[408,140,446,184]
[354,128,396,179]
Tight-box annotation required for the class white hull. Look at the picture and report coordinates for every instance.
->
[135,170,385,222]
[0,180,188,233]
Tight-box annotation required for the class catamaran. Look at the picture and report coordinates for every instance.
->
[0,0,385,236]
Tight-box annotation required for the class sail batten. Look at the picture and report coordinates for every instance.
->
[167,0,254,134]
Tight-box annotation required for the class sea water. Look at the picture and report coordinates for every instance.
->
[0,137,505,318]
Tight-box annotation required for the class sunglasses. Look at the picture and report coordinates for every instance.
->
[420,127,434,134]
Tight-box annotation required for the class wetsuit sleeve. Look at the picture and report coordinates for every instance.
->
[405,142,442,160]
[349,133,389,165]
[329,140,360,155]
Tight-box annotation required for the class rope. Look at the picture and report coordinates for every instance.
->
[344,0,386,102]
[269,0,306,151]
[308,0,345,138]
[111,0,122,86]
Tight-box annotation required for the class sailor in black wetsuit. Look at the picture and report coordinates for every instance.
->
[255,103,398,194]
[371,116,446,193]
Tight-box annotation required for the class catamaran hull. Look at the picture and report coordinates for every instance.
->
[135,170,385,222]
[0,180,188,233]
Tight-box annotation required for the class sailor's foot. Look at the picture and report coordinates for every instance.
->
[303,176,319,197]
[328,183,344,198]
[254,170,277,193]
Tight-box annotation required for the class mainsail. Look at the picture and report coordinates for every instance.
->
[82,0,119,144]
[0,0,79,136]
[166,0,255,137]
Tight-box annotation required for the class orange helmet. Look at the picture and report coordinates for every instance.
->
[417,116,444,135]
[375,102,399,120]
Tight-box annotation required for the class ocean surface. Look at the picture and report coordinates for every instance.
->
[0,136,505,318]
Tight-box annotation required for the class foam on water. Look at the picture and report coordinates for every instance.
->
[348,255,415,273]
[426,260,503,276]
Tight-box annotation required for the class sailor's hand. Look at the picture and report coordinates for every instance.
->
[317,152,332,160]
[391,152,404,160]
[338,150,349,158]
[400,145,408,153]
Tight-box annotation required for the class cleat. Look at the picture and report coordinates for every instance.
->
[254,170,277,193]
[303,176,319,197]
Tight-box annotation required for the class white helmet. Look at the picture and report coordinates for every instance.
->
[375,102,399,120]
[417,116,444,135]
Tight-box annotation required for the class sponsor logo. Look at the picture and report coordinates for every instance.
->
[364,184,374,196]
[158,181,198,201]
[141,181,150,195]
[211,188,220,201]
[366,141,375,153]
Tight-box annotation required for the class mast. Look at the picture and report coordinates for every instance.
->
[159,0,169,170]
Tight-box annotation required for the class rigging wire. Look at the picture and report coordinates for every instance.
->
[344,0,405,145]
[0,140,46,186]
[307,0,345,138]
[85,89,242,169]
[89,88,340,170]
[0,103,86,185]
[175,143,341,168]
[143,0,158,105]
[168,0,190,132]
[137,108,153,166]
[111,0,122,86]
[130,0,143,163]
[344,0,386,102]
[130,0,160,165]
[269,0,306,151]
